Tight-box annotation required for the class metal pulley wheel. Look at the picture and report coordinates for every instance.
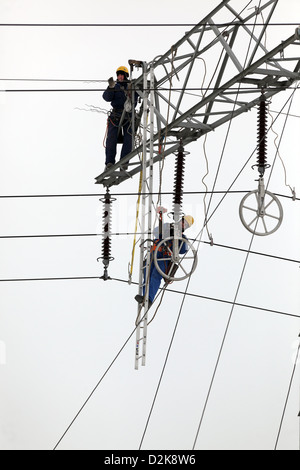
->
[153,236,198,281]
[239,189,283,236]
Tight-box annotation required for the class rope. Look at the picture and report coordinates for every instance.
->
[268,86,298,198]
[102,119,108,148]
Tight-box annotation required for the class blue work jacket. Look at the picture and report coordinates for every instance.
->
[153,223,188,255]
[103,81,138,110]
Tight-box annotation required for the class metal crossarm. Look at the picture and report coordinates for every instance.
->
[95,0,300,188]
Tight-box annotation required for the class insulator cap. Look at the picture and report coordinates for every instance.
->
[99,189,114,272]
[172,142,186,213]
[255,96,270,177]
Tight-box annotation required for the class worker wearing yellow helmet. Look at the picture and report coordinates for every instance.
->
[103,65,138,171]
[116,65,129,78]
[135,215,194,307]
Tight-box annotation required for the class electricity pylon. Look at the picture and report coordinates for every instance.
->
[96,0,300,188]
[96,0,300,368]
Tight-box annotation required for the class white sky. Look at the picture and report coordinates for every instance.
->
[0,0,299,451]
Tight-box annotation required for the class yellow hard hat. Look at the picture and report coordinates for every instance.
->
[116,66,129,77]
[184,215,194,228]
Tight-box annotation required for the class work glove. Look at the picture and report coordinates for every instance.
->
[108,77,115,88]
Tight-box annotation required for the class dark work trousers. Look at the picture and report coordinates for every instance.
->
[105,111,133,165]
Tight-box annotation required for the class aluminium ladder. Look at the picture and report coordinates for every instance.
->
[135,64,155,370]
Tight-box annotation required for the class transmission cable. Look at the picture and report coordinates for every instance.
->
[53,308,149,450]
[1,232,299,264]
[1,86,300,93]
[0,273,298,319]
[0,22,299,27]
[0,190,298,200]
[274,333,300,450]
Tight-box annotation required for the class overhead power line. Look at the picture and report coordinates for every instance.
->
[0,78,108,82]
[0,191,298,200]
[0,274,298,320]
[274,333,300,449]
[0,190,251,198]
[53,314,140,450]
[0,232,299,265]
[1,86,300,93]
[0,22,299,27]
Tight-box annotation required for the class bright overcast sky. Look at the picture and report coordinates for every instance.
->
[0,0,299,451]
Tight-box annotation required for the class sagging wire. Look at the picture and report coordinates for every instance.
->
[74,104,110,149]
[197,54,213,242]
[201,135,213,243]
[75,104,109,114]
[266,83,299,195]
[197,48,224,244]
[268,105,297,200]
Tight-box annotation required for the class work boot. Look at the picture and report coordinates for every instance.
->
[135,294,144,304]
[135,295,152,308]
[120,162,128,171]
[105,163,114,171]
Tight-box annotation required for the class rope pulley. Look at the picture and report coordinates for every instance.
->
[239,93,283,236]
[98,188,115,280]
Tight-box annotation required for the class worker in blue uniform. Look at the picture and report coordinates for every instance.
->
[103,66,138,170]
[135,215,194,307]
